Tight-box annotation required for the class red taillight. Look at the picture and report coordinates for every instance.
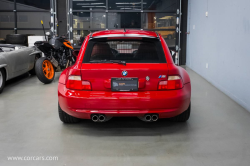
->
[66,75,91,90]
[158,76,183,90]
[158,80,168,90]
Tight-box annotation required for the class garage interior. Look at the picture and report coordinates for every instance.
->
[0,0,250,165]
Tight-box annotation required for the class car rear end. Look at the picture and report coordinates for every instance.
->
[58,30,191,122]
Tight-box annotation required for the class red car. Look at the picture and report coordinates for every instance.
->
[58,30,191,123]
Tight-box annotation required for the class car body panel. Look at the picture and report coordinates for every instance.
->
[58,29,191,120]
[0,45,41,80]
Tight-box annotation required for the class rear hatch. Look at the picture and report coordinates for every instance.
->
[81,37,168,91]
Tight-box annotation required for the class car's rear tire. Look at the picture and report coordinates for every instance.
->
[58,103,81,123]
[170,103,191,122]
[35,57,55,84]
[0,69,6,94]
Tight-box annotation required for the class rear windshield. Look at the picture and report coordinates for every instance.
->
[83,38,166,63]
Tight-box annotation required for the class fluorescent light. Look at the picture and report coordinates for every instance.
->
[81,6,106,8]
[116,2,146,4]
[117,6,141,7]
[77,3,104,5]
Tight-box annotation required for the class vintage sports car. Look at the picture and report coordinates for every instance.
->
[0,44,42,94]
[58,30,191,123]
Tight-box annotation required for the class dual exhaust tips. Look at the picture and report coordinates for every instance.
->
[139,114,159,122]
[91,114,106,122]
[144,114,159,122]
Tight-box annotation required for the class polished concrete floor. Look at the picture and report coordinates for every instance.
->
[0,67,250,166]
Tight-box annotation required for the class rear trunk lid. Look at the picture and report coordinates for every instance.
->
[81,63,168,91]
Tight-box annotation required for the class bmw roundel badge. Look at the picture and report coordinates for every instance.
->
[122,70,128,76]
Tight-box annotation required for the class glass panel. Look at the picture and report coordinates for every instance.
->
[17,12,50,28]
[156,31,176,48]
[0,30,15,39]
[73,12,106,29]
[108,13,141,29]
[73,0,106,10]
[143,0,177,11]
[16,0,50,10]
[109,0,141,10]
[87,40,165,63]
[0,12,15,28]
[0,0,14,10]
[73,30,97,46]
[142,13,176,29]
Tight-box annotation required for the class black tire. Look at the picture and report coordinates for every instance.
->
[35,57,55,84]
[58,103,81,123]
[170,103,191,122]
[0,68,6,94]
[6,34,33,45]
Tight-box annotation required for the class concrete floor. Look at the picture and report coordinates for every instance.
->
[0,67,250,166]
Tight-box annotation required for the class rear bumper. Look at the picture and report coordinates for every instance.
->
[58,83,191,119]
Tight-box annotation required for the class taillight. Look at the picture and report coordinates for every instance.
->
[158,76,183,90]
[66,75,91,90]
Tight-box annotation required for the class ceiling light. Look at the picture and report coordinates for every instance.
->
[116,2,146,5]
[81,6,106,8]
[120,8,132,9]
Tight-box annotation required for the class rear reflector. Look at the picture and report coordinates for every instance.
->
[158,76,183,90]
[66,75,91,90]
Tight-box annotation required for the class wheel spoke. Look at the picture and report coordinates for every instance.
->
[42,60,54,79]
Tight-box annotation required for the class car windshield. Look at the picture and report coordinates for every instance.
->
[83,38,166,63]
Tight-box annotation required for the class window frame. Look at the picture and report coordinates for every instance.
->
[70,0,180,51]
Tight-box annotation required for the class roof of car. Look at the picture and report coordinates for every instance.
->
[91,29,158,38]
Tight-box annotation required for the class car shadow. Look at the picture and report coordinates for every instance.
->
[61,117,190,137]
[4,72,31,90]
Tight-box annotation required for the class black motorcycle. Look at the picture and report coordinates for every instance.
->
[34,36,77,84]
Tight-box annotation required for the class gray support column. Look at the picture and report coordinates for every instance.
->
[14,0,17,34]
[69,0,73,43]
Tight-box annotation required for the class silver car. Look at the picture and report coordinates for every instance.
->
[0,44,42,94]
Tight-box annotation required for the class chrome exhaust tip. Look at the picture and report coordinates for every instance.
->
[145,115,152,122]
[152,114,159,121]
[91,115,99,122]
[98,115,106,122]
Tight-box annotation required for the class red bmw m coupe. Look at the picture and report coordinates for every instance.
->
[58,30,191,123]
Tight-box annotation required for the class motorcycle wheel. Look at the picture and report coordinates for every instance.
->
[35,57,55,84]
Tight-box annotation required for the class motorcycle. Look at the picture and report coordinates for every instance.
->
[34,35,77,84]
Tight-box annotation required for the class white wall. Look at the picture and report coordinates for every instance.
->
[186,0,250,111]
